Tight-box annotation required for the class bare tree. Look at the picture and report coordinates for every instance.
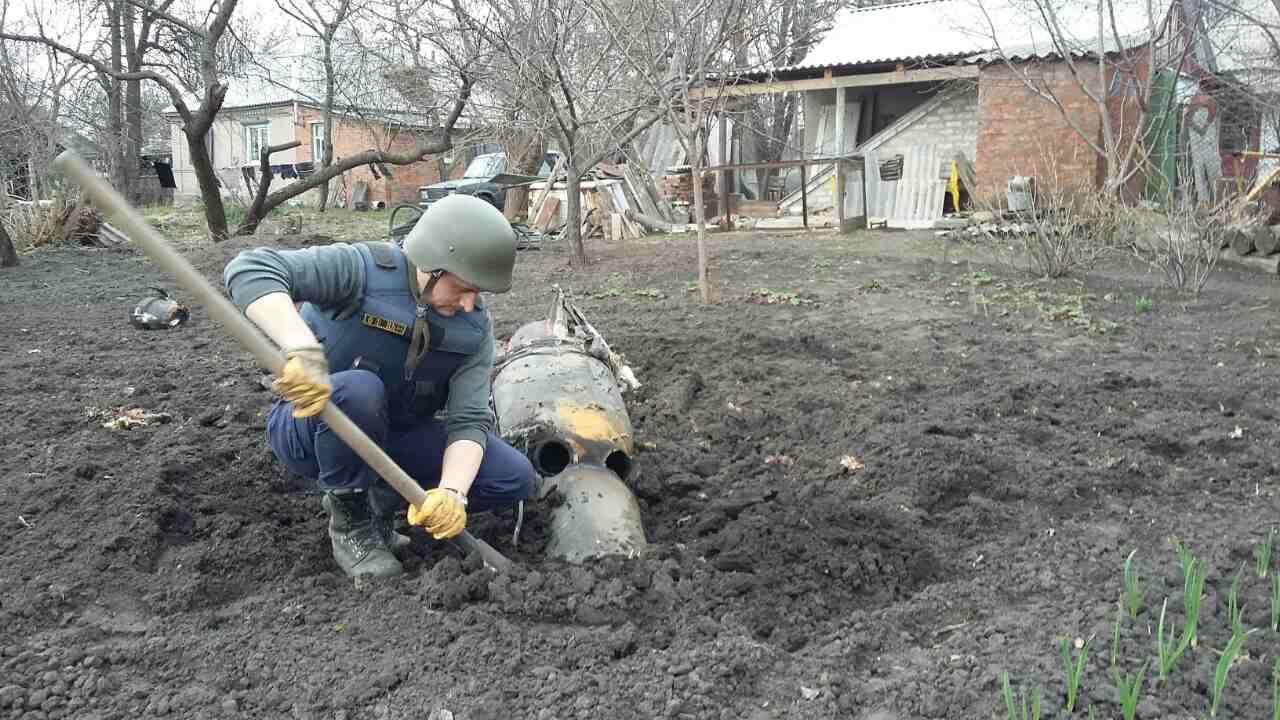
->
[232,0,477,235]
[459,0,663,266]
[273,0,357,212]
[596,0,761,301]
[1,0,255,239]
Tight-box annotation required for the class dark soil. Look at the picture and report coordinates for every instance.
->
[3,226,1280,720]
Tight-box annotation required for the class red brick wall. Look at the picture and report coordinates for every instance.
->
[294,107,448,206]
[977,61,1105,203]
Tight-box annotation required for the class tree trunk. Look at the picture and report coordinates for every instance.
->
[504,133,546,221]
[122,0,141,203]
[237,140,303,235]
[318,41,336,212]
[185,127,229,241]
[107,2,126,194]
[564,167,587,267]
[692,130,711,303]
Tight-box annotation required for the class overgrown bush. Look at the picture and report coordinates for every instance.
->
[1125,201,1224,295]
[3,194,73,251]
[975,187,1129,279]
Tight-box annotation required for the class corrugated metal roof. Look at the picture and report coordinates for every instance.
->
[780,0,1166,72]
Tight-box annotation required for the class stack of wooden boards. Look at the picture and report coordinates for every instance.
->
[527,160,678,241]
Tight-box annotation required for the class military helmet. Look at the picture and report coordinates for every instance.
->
[403,194,517,293]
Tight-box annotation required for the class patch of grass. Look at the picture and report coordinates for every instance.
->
[1038,295,1119,335]
[1123,549,1143,620]
[632,288,666,299]
[972,282,1118,334]
[813,258,833,270]
[1210,628,1247,717]
[1135,296,1154,313]
[1059,636,1089,713]
[1000,671,1042,720]
[972,269,995,285]
[746,288,816,306]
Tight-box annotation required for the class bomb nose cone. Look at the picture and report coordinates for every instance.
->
[545,463,647,563]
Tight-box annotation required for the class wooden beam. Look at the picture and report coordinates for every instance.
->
[689,66,979,99]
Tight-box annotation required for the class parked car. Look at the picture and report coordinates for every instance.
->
[418,150,561,211]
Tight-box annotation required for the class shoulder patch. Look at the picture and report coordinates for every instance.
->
[363,241,399,270]
[361,312,408,336]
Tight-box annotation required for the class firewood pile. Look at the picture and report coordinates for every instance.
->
[527,162,684,241]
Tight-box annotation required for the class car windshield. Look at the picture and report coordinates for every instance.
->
[463,155,505,178]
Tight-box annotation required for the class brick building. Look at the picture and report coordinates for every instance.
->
[719,0,1228,227]
[165,98,467,208]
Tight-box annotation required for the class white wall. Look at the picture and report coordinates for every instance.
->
[169,105,299,202]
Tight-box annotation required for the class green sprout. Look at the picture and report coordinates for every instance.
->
[1272,574,1280,633]
[1059,637,1090,714]
[1123,549,1143,619]
[1110,592,1124,670]
[1180,552,1208,649]
[1210,629,1247,717]
[1135,296,1153,313]
[1114,661,1149,720]
[1156,598,1183,684]
[1258,529,1276,579]
[1228,564,1246,637]
[1001,671,1042,720]
[1175,539,1195,579]
[1272,657,1280,720]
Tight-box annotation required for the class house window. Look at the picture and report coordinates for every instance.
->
[311,121,326,162]
[245,122,270,163]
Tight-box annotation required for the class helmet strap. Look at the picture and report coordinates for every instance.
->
[406,271,443,380]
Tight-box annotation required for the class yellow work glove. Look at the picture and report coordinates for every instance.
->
[407,488,468,539]
[273,344,331,418]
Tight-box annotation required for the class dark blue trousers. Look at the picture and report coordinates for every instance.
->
[266,370,536,513]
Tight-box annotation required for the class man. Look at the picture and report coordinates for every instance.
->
[223,194,537,578]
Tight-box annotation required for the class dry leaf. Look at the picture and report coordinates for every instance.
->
[839,455,865,473]
[765,454,794,467]
[101,407,172,430]
[1229,425,1244,439]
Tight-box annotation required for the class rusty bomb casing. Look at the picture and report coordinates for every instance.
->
[491,289,646,563]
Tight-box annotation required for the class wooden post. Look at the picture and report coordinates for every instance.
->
[834,88,846,232]
[835,160,846,230]
[719,113,730,226]
[800,164,809,229]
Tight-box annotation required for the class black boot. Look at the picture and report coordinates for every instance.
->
[367,481,412,552]
[320,490,403,578]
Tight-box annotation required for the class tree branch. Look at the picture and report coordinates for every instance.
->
[124,0,200,38]
[242,76,473,212]
[0,30,193,121]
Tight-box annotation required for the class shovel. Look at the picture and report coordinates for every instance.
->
[53,150,513,574]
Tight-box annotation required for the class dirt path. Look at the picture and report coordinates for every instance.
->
[3,226,1280,719]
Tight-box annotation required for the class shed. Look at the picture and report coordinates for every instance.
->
[709,0,1220,227]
